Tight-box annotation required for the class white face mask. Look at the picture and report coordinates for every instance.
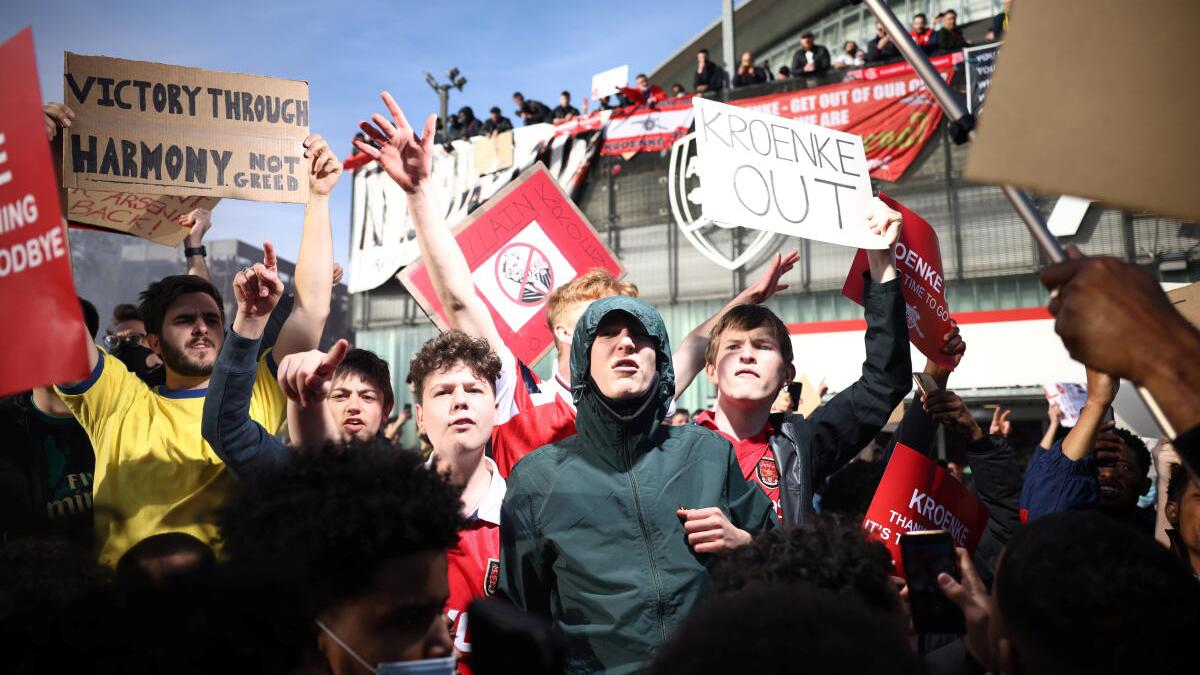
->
[316,620,457,675]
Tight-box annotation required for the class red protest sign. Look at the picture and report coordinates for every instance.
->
[400,163,623,366]
[842,192,955,369]
[861,443,989,577]
[0,28,91,396]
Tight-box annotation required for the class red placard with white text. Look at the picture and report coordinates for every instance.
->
[842,192,955,369]
[0,28,91,397]
[861,443,989,577]
[400,164,623,366]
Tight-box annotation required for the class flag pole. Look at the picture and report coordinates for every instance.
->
[860,0,1176,440]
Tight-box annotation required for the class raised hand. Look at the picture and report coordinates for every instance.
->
[676,507,752,554]
[925,389,983,442]
[938,547,995,667]
[990,407,1012,438]
[865,196,903,245]
[736,250,799,305]
[353,91,437,194]
[277,339,350,407]
[303,133,343,197]
[865,197,902,282]
[1084,367,1119,408]
[179,208,212,247]
[234,242,285,321]
[43,102,74,142]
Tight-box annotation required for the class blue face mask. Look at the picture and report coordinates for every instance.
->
[316,620,457,675]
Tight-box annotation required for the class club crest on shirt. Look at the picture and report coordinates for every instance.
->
[756,457,779,490]
[485,558,500,596]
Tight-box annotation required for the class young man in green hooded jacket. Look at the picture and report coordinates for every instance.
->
[498,295,778,675]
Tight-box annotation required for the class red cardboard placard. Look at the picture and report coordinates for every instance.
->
[861,443,989,577]
[400,164,623,367]
[0,28,90,397]
[842,192,955,369]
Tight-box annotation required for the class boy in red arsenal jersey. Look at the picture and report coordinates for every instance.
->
[354,92,798,478]
[406,331,506,674]
[697,198,913,527]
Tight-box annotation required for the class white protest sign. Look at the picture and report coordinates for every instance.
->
[691,97,885,249]
[590,64,628,100]
[1043,382,1088,427]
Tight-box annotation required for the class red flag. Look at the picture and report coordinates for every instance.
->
[843,192,955,369]
[0,27,91,396]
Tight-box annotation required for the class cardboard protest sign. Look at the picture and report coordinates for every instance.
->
[964,0,1200,222]
[590,64,628,101]
[862,443,990,577]
[1167,281,1200,331]
[842,193,954,368]
[0,28,91,396]
[691,97,884,249]
[62,53,309,203]
[66,189,218,246]
[474,131,514,176]
[400,163,622,366]
[1043,382,1087,427]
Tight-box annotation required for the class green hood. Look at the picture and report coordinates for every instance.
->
[569,296,675,448]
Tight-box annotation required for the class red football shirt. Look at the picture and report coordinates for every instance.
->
[695,410,783,523]
[445,457,505,675]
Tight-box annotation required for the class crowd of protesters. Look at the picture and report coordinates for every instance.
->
[435,2,1010,137]
[5,2,1200,673]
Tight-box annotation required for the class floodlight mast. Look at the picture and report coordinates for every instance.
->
[423,68,467,133]
[861,0,1177,441]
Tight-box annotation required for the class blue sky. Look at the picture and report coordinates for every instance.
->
[1,0,725,273]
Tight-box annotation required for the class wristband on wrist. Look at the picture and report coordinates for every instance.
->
[184,245,207,258]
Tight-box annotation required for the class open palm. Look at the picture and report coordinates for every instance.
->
[353,91,436,193]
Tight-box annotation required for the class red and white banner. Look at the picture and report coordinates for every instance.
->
[400,164,622,366]
[862,443,989,577]
[730,64,955,182]
[842,193,955,369]
[601,96,694,156]
[0,27,91,396]
[845,52,962,81]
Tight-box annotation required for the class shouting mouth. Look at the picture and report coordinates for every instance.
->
[343,417,366,434]
[613,357,639,374]
[449,416,476,431]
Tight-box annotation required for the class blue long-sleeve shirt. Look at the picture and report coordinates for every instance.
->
[201,330,291,479]
[1018,439,1100,524]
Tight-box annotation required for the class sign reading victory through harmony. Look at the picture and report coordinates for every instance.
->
[691,97,886,250]
[62,53,310,203]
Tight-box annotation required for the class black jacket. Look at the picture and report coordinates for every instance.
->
[867,35,901,63]
[791,45,832,76]
[693,61,725,92]
[517,99,552,125]
[771,276,911,526]
[481,116,513,135]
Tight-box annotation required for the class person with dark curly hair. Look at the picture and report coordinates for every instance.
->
[941,511,1200,675]
[645,584,916,675]
[1021,368,1154,532]
[219,442,464,674]
[711,515,902,619]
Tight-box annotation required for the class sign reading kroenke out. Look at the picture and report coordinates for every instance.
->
[691,97,886,250]
[62,53,310,203]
